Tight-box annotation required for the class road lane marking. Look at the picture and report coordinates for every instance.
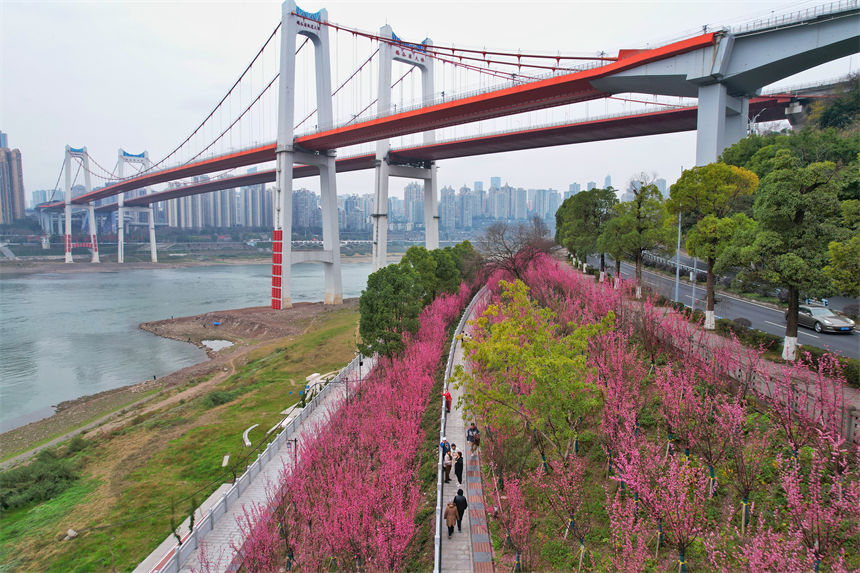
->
[765,320,819,338]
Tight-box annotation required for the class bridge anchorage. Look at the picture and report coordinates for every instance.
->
[273,1,341,309]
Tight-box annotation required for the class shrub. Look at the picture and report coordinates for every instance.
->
[65,435,89,454]
[732,317,752,329]
[0,449,79,510]
[201,390,237,408]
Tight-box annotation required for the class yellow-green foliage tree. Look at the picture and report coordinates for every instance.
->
[667,163,758,328]
[454,279,610,466]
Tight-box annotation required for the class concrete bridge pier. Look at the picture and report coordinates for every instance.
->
[695,82,749,166]
[87,203,100,263]
[272,0,341,309]
[371,24,437,270]
[148,205,158,262]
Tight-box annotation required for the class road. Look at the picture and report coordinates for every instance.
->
[586,257,859,361]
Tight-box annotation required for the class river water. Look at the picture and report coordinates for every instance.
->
[0,262,372,432]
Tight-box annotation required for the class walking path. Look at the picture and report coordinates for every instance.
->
[440,296,493,573]
[136,355,375,573]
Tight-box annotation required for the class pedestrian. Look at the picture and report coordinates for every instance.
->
[454,449,464,485]
[453,488,469,532]
[443,448,453,483]
[466,422,481,456]
[444,501,458,538]
[440,436,451,457]
[442,389,452,413]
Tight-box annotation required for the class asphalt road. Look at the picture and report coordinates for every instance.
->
[586,257,859,361]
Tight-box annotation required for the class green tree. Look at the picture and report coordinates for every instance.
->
[400,246,440,305]
[358,263,423,356]
[825,235,860,297]
[808,77,860,131]
[606,181,671,297]
[722,150,843,360]
[596,212,626,287]
[555,187,618,275]
[667,163,758,328]
[447,240,481,283]
[454,279,610,461]
[431,248,461,296]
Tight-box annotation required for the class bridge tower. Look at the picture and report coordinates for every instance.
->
[371,27,437,271]
[115,150,156,263]
[63,146,99,263]
[272,0,341,308]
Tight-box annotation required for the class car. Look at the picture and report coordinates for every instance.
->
[786,304,856,334]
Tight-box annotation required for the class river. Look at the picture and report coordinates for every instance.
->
[0,261,372,432]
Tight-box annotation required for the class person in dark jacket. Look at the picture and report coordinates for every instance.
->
[443,501,458,537]
[454,449,464,485]
[453,489,469,532]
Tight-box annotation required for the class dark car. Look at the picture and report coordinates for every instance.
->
[786,304,856,334]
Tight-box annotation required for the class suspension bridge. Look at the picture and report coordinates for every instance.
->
[39,0,860,310]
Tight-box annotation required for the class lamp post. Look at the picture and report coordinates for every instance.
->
[674,211,681,303]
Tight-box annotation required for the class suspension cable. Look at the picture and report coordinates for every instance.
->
[139,22,284,176]
[295,48,380,131]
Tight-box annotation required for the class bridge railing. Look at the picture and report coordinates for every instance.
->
[151,352,366,573]
[728,0,858,36]
[434,287,488,573]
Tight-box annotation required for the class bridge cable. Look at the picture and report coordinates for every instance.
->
[137,22,284,177]
[295,48,380,131]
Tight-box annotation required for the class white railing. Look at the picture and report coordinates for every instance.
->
[728,0,858,36]
[434,287,488,573]
[151,353,367,573]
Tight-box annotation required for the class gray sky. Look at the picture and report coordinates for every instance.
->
[2,0,856,202]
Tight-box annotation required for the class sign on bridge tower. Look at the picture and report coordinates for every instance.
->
[115,149,156,263]
[372,26,437,271]
[63,146,99,264]
[272,0,342,309]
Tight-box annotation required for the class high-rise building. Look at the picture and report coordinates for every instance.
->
[404,182,424,225]
[31,189,49,208]
[293,188,318,228]
[604,174,612,189]
[533,188,549,220]
[474,181,484,192]
[0,140,26,224]
[0,131,7,149]
[440,186,456,229]
[655,178,668,197]
[490,176,501,190]
[587,181,596,191]
[548,189,562,219]
[513,188,528,220]
[457,186,473,229]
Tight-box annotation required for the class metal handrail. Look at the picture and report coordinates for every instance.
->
[152,353,367,573]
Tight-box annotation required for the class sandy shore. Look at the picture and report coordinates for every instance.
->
[0,299,358,467]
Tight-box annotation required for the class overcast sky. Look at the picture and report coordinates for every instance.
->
[1,0,856,202]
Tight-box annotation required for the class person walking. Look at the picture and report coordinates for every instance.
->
[453,489,469,532]
[454,449,464,485]
[444,501,458,538]
[466,422,481,456]
[442,389,452,413]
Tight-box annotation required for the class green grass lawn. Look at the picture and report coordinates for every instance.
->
[0,305,359,572]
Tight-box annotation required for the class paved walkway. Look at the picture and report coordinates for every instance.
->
[441,307,493,573]
[158,356,376,573]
